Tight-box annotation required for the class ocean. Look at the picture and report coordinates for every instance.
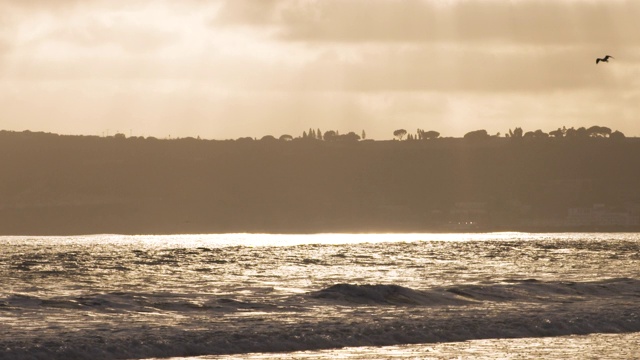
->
[1,233,639,359]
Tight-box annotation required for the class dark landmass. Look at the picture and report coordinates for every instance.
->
[2,130,640,235]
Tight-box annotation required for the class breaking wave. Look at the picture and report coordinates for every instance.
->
[2,278,639,360]
[310,283,471,305]
[309,278,640,306]
[3,233,640,359]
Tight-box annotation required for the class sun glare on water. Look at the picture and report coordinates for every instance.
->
[59,232,552,248]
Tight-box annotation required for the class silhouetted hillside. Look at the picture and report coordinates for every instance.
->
[2,130,640,234]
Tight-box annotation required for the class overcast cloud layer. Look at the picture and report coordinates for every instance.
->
[0,0,638,139]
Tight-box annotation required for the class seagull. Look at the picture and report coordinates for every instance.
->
[596,55,614,64]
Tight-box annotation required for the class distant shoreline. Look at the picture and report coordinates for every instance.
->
[4,226,640,237]
[2,130,640,236]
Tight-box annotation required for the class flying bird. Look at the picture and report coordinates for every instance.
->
[596,55,614,64]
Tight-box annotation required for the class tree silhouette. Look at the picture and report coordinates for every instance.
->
[524,130,548,139]
[549,128,564,138]
[342,132,361,141]
[324,130,338,141]
[260,135,277,141]
[464,129,490,141]
[587,126,612,138]
[610,130,626,140]
[576,127,588,137]
[417,130,440,140]
[393,129,407,140]
[279,134,293,141]
[508,127,523,138]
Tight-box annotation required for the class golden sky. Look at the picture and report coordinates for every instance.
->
[1,0,638,139]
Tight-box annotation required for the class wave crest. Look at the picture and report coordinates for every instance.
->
[310,283,471,305]
[310,278,640,306]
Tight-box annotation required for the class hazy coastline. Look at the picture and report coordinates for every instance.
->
[2,130,640,235]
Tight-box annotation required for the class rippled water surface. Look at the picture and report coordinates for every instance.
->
[195,333,640,360]
[1,233,639,359]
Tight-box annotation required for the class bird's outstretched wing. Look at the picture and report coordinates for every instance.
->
[596,58,601,64]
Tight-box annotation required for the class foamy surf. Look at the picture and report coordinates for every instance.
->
[1,233,639,359]
[2,279,639,359]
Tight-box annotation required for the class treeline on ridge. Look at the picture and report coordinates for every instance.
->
[0,127,638,235]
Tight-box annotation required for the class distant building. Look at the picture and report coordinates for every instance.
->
[450,202,487,226]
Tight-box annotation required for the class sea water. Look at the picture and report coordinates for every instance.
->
[0,233,639,359]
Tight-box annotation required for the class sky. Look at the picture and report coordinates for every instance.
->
[0,0,638,140]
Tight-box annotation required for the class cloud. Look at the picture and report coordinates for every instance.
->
[47,20,179,54]
[6,42,636,96]
[0,0,79,4]
[0,12,15,57]
[0,39,9,57]
[216,0,640,46]
[215,0,283,26]
[285,46,638,94]
[210,0,640,95]
[0,1,201,59]
[0,0,84,15]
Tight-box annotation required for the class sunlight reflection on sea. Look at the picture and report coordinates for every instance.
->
[5,231,636,248]
[1,232,639,359]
